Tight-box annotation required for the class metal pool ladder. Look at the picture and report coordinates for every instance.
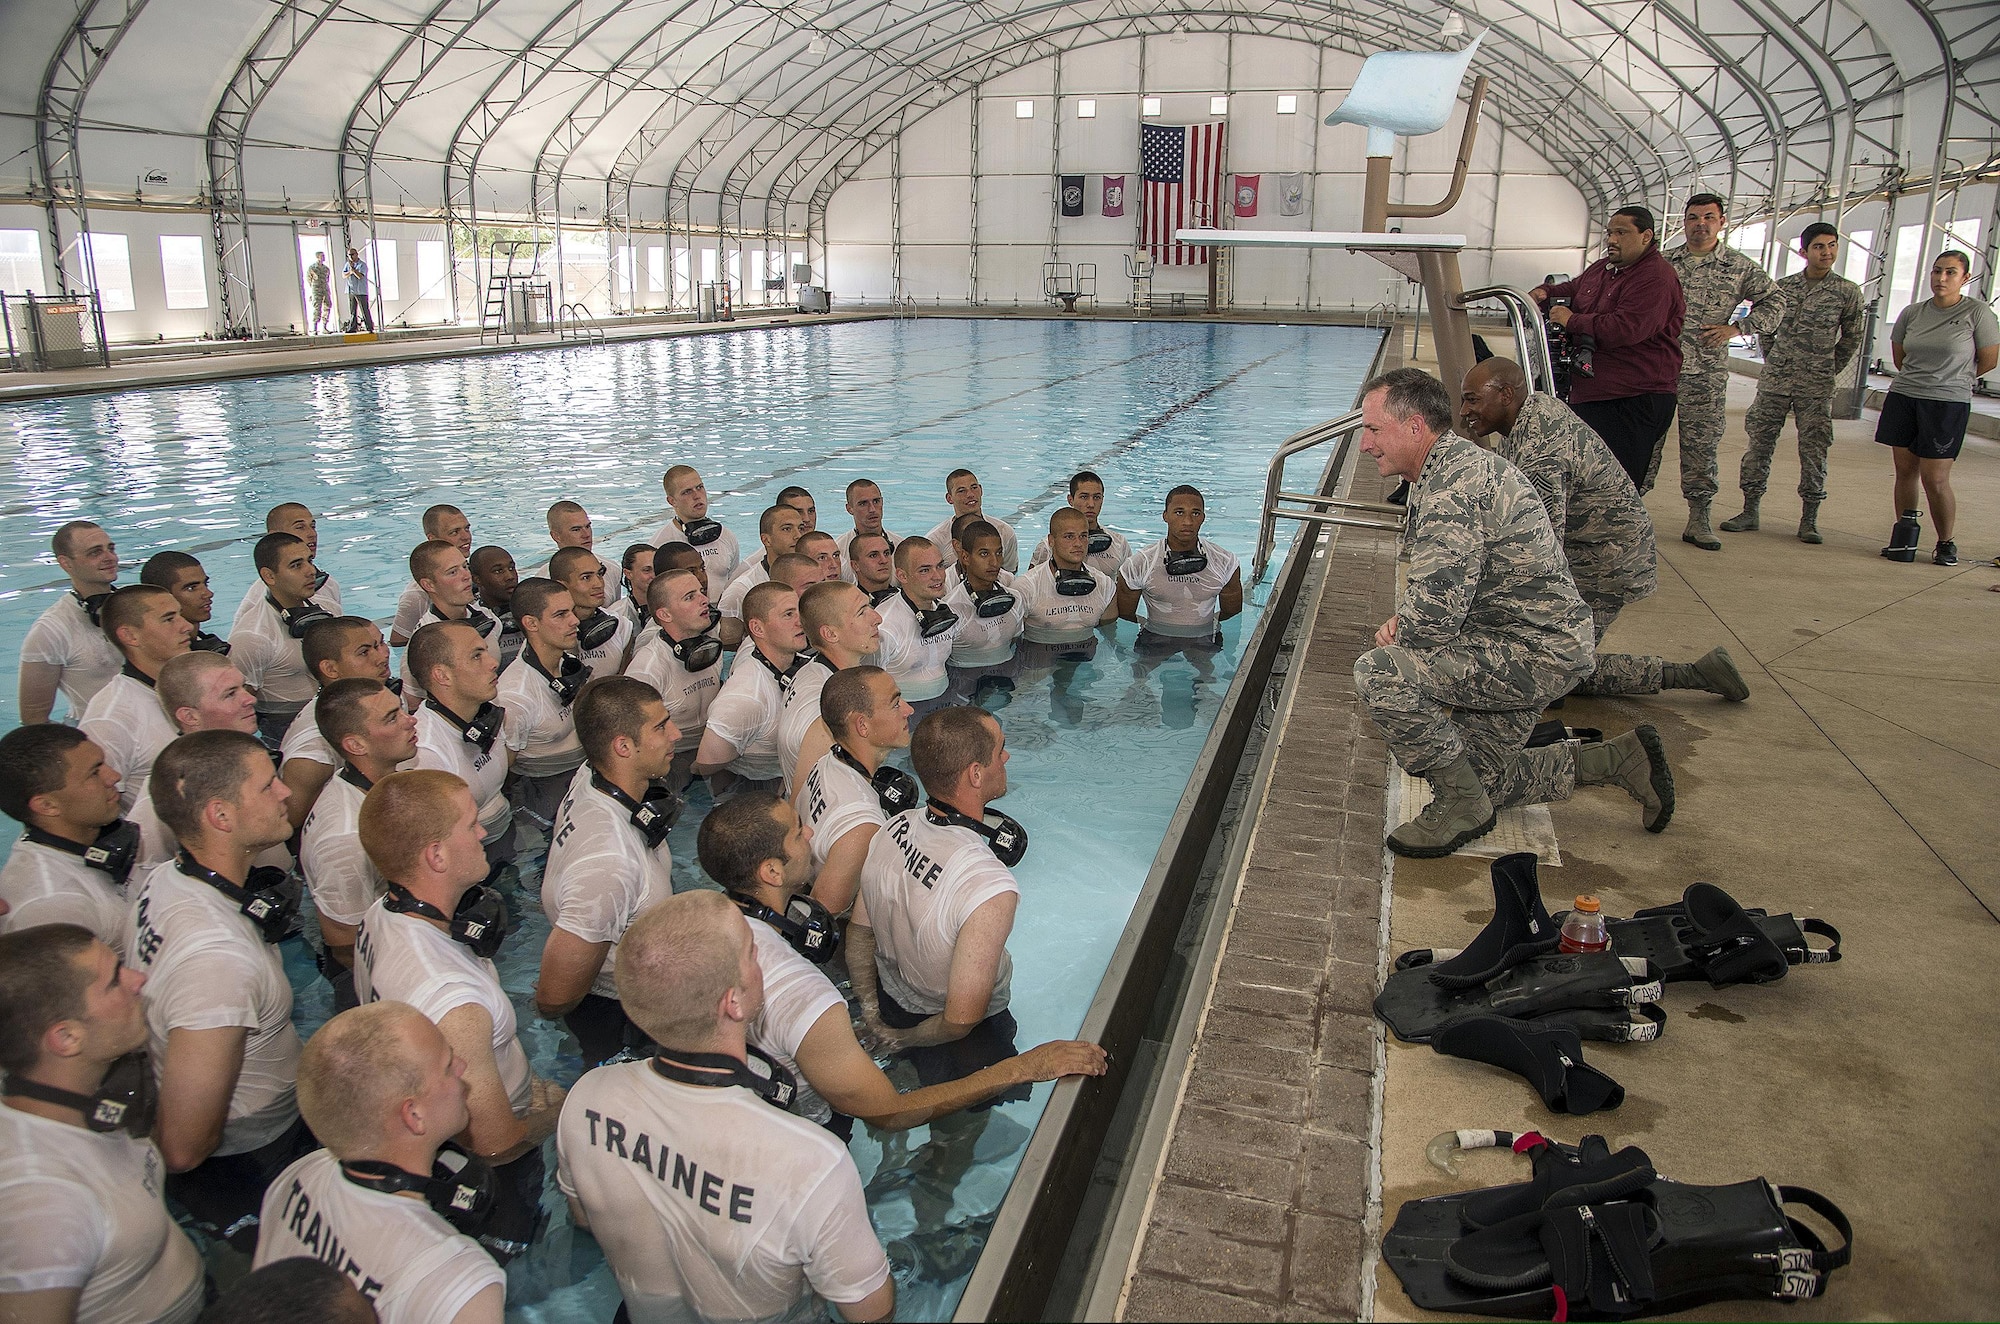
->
[1250,408,1408,583]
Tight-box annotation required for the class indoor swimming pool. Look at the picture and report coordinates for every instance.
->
[0,317,1381,1319]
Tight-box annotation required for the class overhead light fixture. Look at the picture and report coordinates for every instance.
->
[1170,24,1188,44]
[807,32,829,59]
[1439,13,1467,37]
[1077,98,1097,118]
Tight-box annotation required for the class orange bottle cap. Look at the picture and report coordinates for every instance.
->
[1574,895,1601,913]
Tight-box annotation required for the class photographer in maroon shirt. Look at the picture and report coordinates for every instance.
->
[1531,205,1687,492]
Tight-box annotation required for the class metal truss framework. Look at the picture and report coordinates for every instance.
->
[27,0,2000,320]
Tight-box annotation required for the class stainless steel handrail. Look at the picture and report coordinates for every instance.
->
[1457,284,1557,394]
[1250,408,1405,583]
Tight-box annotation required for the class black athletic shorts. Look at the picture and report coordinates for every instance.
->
[166,1114,318,1251]
[1874,390,1970,460]
[876,987,1032,1112]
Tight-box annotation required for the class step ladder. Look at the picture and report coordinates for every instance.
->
[480,277,509,343]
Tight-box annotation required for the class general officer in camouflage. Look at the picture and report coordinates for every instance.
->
[1721,222,1868,543]
[1459,357,1750,702]
[1664,193,1785,549]
[1352,368,1676,859]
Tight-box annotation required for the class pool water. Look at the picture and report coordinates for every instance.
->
[0,318,1380,1320]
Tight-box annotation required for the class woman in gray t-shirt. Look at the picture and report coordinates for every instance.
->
[1874,250,2000,565]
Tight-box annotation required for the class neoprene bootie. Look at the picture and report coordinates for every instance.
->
[1681,501,1722,551]
[1390,755,1497,858]
[1797,499,1823,544]
[1881,508,1920,561]
[1719,499,1760,532]
[1416,853,1558,987]
[1575,726,1674,832]
[1660,647,1750,700]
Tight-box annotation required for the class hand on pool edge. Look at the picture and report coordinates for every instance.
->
[1018,1040,1110,1083]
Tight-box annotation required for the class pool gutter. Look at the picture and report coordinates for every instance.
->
[952,330,1391,1322]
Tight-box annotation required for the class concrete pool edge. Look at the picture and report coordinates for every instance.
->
[951,328,1394,1322]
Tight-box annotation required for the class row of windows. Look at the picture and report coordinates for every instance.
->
[1013,94,1299,118]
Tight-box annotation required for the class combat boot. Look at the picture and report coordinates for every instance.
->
[1797,500,1823,544]
[1719,499,1760,532]
[1681,501,1722,551]
[1660,647,1750,701]
[1389,755,1497,859]
[1575,725,1675,832]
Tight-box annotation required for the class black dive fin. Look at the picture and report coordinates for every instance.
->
[1431,1016,1626,1116]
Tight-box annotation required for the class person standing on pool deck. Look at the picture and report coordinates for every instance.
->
[306,251,334,336]
[231,503,344,622]
[19,520,124,725]
[718,505,808,647]
[525,501,624,608]
[391,504,475,646]
[1031,470,1131,580]
[342,247,375,333]
[654,465,742,589]
[141,551,231,655]
[696,582,809,798]
[1874,250,1999,566]
[1117,485,1243,642]
[230,532,336,746]
[926,469,1020,573]
[837,479,899,576]
[873,536,961,708]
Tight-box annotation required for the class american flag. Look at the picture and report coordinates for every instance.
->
[1140,121,1226,265]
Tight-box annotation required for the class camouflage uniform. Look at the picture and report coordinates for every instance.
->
[1489,392,1665,696]
[1739,270,1866,502]
[1356,433,1595,808]
[1660,245,1784,499]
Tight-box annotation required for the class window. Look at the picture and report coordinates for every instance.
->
[80,233,134,311]
[1016,100,1034,119]
[1843,230,1874,285]
[1277,94,1298,115]
[1076,99,1097,118]
[676,249,692,301]
[616,245,636,298]
[1940,216,1982,260]
[647,246,665,295]
[700,248,717,284]
[1728,222,1767,259]
[368,239,398,301]
[1142,96,1162,116]
[0,229,46,294]
[159,236,208,309]
[1782,244,1805,277]
[415,240,447,301]
[1886,223,1924,323]
[1210,95,1229,116]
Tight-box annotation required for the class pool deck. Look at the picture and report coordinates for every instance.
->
[1111,329,2000,1320]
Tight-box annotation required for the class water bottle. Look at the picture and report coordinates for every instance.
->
[1559,896,1611,954]
[1729,298,1753,324]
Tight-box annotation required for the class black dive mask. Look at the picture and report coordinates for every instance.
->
[119,661,156,687]
[1053,566,1097,597]
[754,648,810,695]
[906,594,960,640]
[189,629,231,655]
[650,1045,798,1111]
[832,744,920,816]
[74,590,112,626]
[4,1051,157,1137]
[24,819,140,887]
[678,516,724,547]
[663,626,723,673]
[733,891,841,964]
[341,1144,495,1236]
[1164,546,1210,577]
[968,583,1018,618]
[383,882,509,960]
[313,568,331,594]
[1087,530,1113,555]
[270,596,335,640]
[426,698,504,754]
[177,853,298,943]
[927,798,1029,867]
[576,610,620,653]
[867,587,898,607]
[463,605,498,638]
[529,649,587,708]
[592,773,680,850]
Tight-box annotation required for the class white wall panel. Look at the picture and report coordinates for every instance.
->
[902,177,973,244]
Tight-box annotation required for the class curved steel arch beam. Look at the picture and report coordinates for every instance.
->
[35,0,153,293]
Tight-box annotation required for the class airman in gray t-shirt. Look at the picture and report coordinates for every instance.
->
[1890,297,2000,403]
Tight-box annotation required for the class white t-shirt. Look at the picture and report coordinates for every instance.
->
[717,560,770,623]
[0,1105,203,1324]
[254,1149,505,1324]
[1119,538,1239,637]
[833,529,898,584]
[1014,562,1115,645]
[299,771,382,928]
[20,592,124,720]
[796,753,886,878]
[925,515,1020,573]
[872,594,958,702]
[354,899,533,1116]
[0,837,133,947]
[497,654,585,779]
[234,574,343,622]
[228,596,320,713]
[705,653,788,782]
[279,703,337,771]
[1030,529,1133,581]
[398,603,502,708]
[127,860,303,1155]
[543,767,674,1001]
[524,552,623,606]
[858,810,1017,1018]
[391,579,429,641]
[575,609,634,683]
[942,570,1024,667]
[652,519,743,588]
[775,658,836,790]
[413,704,512,837]
[81,672,178,811]
[556,1060,890,1324]
[746,916,845,1126]
[625,632,722,753]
